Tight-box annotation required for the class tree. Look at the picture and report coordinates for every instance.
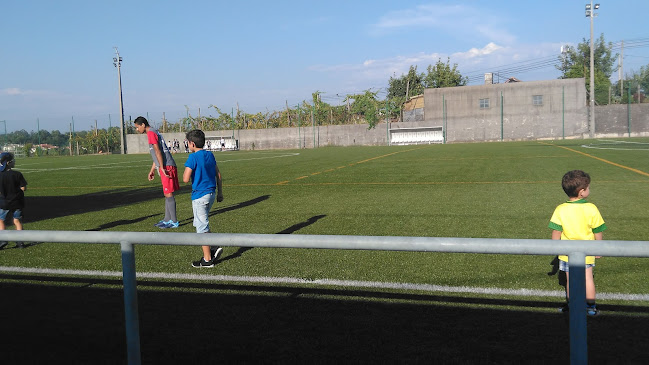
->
[616,65,649,103]
[387,65,425,101]
[640,65,649,98]
[423,58,468,88]
[556,34,618,105]
[347,90,381,129]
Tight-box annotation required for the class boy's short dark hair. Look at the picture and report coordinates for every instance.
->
[186,129,205,148]
[133,116,149,127]
[562,170,591,197]
[0,152,14,172]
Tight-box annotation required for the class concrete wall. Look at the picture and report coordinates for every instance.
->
[424,78,589,142]
[125,79,649,153]
[126,121,447,154]
[595,103,649,137]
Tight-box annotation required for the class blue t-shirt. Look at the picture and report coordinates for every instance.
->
[184,150,217,200]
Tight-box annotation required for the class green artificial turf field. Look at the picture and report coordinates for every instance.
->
[1,138,648,363]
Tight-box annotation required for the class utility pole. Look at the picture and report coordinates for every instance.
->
[286,100,290,127]
[71,116,77,155]
[586,2,599,138]
[113,47,126,154]
[620,41,624,98]
[405,79,410,100]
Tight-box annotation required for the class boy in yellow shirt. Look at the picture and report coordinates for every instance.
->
[549,170,606,316]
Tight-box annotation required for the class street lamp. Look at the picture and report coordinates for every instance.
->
[113,47,126,154]
[586,2,599,138]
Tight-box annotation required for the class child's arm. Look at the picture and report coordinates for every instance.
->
[594,232,603,258]
[151,143,170,178]
[148,163,157,181]
[551,230,562,240]
[182,167,193,184]
[216,165,223,202]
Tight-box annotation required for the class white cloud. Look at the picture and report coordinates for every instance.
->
[1,88,61,97]
[371,3,516,45]
[308,41,563,88]
[453,42,504,59]
[2,88,27,96]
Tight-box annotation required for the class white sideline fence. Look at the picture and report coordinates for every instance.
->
[1,230,648,365]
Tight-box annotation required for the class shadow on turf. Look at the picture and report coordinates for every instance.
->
[1,272,646,315]
[217,214,327,264]
[210,195,271,217]
[86,214,159,231]
[25,186,191,223]
[2,276,648,364]
[0,242,43,249]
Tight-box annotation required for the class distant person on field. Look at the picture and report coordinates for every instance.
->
[134,116,180,229]
[0,152,27,250]
[549,170,606,316]
[184,129,224,268]
[220,137,225,151]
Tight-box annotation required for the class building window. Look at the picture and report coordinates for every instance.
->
[479,98,490,109]
[533,95,543,105]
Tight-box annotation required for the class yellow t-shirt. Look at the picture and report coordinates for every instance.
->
[548,199,607,264]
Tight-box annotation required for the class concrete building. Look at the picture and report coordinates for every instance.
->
[423,78,588,142]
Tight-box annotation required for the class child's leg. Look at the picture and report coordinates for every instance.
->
[201,245,212,261]
[585,266,596,301]
[164,195,177,222]
[563,270,595,298]
[0,210,7,230]
[193,194,215,262]
[13,218,23,230]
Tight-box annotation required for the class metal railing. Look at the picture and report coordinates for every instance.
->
[1,230,648,365]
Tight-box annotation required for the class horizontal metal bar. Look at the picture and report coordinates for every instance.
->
[1,230,648,258]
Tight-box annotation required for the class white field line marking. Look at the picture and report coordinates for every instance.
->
[216,152,300,163]
[18,160,152,173]
[1,266,647,301]
[582,139,649,151]
[18,152,300,173]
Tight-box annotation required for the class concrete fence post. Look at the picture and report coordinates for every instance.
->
[568,252,587,365]
[120,241,142,365]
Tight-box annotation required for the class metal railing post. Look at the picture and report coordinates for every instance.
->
[568,251,587,365]
[120,241,142,365]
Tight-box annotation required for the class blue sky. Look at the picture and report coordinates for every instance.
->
[1,0,648,132]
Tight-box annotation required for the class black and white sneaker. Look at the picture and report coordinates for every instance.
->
[192,258,214,268]
[211,247,223,262]
[0,241,8,250]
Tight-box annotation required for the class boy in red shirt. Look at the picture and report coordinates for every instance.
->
[134,116,180,228]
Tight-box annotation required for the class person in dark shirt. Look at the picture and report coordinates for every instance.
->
[0,152,27,249]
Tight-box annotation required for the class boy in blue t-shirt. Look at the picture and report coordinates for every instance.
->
[183,129,224,268]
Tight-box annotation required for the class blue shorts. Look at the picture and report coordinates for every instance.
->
[0,209,22,221]
[559,260,594,272]
[192,192,215,234]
